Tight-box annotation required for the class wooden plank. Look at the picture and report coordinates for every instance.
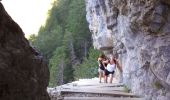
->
[60,84,125,89]
[66,83,124,87]
[70,78,123,87]
[60,89,139,97]
[64,97,144,100]
[49,78,143,100]
[61,86,125,92]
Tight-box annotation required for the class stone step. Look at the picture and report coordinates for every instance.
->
[64,97,144,100]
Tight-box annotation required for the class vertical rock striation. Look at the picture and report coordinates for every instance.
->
[0,2,50,100]
[86,0,170,99]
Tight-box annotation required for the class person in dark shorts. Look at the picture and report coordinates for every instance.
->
[97,54,106,83]
[104,55,120,83]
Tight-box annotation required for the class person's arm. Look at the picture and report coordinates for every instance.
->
[98,58,101,67]
[116,60,122,72]
[102,59,109,68]
[103,60,109,64]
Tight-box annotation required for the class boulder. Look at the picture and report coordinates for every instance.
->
[0,2,50,100]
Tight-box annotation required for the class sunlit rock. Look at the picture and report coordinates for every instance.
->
[86,0,170,99]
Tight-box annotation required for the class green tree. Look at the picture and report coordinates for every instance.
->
[49,46,66,86]
[29,0,93,87]
[74,48,101,79]
[66,0,92,60]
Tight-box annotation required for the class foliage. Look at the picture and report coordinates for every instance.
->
[74,48,101,79]
[123,85,131,93]
[153,81,164,89]
[29,0,93,87]
[49,46,66,87]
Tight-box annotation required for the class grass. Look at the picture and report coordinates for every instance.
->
[123,85,131,93]
[153,81,163,89]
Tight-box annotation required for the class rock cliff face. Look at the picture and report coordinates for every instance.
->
[86,0,170,99]
[0,2,50,100]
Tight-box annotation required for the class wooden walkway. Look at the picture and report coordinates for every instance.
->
[48,78,144,100]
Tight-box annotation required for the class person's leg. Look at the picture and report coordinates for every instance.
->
[109,74,113,83]
[104,75,108,83]
[102,70,105,82]
[98,69,102,83]
[99,73,102,83]
[104,70,108,83]
[100,70,105,83]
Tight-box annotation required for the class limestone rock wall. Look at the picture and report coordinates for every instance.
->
[86,0,170,99]
[0,2,50,100]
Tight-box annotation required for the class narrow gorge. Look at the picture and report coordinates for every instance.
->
[0,0,170,100]
[86,0,170,99]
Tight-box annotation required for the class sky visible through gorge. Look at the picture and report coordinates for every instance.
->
[2,0,53,38]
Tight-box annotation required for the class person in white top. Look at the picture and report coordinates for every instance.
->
[104,55,122,83]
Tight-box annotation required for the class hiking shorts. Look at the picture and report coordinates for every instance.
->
[98,68,105,74]
[105,70,114,76]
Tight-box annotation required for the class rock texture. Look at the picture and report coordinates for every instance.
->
[86,0,170,100]
[0,2,50,100]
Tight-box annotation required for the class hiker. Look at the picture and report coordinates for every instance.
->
[104,55,122,83]
[97,54,106,83]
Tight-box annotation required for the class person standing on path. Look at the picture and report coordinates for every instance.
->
[104,55,122,83]
[97,54,106,83]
